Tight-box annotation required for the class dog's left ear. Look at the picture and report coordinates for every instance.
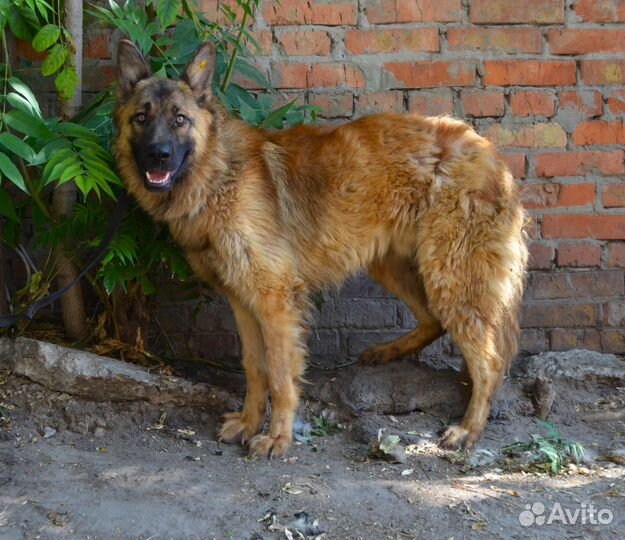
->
[184,42,216,103]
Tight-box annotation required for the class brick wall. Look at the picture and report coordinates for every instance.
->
[22,0,625,360]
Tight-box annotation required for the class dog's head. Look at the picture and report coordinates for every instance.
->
[114,40,217,193]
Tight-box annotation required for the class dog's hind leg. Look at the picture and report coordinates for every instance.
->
[360,252,443,365]
[219,295,268,445]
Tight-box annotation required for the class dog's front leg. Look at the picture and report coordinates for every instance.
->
[248,290,305,458]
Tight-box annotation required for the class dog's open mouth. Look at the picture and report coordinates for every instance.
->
[146,170,172,187]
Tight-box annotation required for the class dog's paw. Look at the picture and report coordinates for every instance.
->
[438,424,475,450]
[219,411,262,444]
[359,344,400,366]
[248,433,292,459]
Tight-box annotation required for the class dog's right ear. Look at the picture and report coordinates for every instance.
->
[117,40,151,99]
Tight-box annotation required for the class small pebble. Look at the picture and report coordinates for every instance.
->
[94,427,106,438]
[43,426,57,439]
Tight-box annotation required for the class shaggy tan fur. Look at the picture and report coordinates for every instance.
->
[115,42,528,457]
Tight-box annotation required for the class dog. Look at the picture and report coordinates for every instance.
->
[114,40,528,458]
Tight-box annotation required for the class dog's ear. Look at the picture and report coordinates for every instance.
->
[183,42,216,104]
[117,40,151,99]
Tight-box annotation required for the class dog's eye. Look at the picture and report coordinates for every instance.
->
[175,114,186,126]
[135,113,146,124]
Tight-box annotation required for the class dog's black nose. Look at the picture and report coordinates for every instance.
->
[148,143,172,161]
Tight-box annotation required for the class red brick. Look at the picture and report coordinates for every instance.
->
[580,60,625,85]
[309,64,365,89]
[345,28,439,55]
[606,300,625,327]
[245,31,273,55]
[510,91,555,117]
[483,60,575,86]
[460,89,504,117]
[608,243,625,267]
[385,61,475,89]
[272,63,308,89]
[447,28,541,54]
[501,153,526,179]
[522,183,594,209]
[264,0,357,25]
[607,90,625,115]
[558,90,603,117]
[551,329,601,351]
[528,242,554,269]
[471,0,564,23]
[557,242,601,267]
[364,0,462,23]
[85,33,111,60]
[522,303,596,328]
[278,31,331,56]
[573,120,625,145]
[82,65,116,92]
[548,29,625,55]
[357,92,404,115]
[531,270,622,300]
[407,90,454,115]
[542,214,625,240]
[573,0,625,22]
[485,123,566,148]
[535,151,624,177]
[14,39,46,61]
[603,184,625,208]
[309,93,353,118]
[601,329,625,353]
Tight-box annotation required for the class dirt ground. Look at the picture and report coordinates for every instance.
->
[0,359,624,540]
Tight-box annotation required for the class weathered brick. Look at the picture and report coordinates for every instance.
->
[606,301,625,327]
[531,271,623,299]
[309,93,353,118]
[501,153,526,178]
[14,39,46,61]
[357,91,404,116]
[408,90,454,115]
[551,329,601,351]
[558,90,603,117]
[573,120,625,145]
[264,0,357,25]
[308,329,341,357]
[364,0,462,23]
[573,0,625,22]
[608,243,625,268]
[192,302,237,333]
[580,61,625,85]
[277,31,331,56]
[528,242,555,269]
[510,91,555,117]
[346,331,405,356]
[522,183,594,209]
[345,28,439,55]
[273,63,365,89]
[460,89,505,117]
[600,330,625,353]
[483,60,575,86]
[85,33,112,60]
[548,29,625,55]
[607,90,625,115]
[318,298,397,329]
[447,28,541,54]
[603,184,625,208]
[542,214,625,240]
[485,123,566,148]
[535,151,625,177]
[522,303,596,328]
[245,31,273,55]
[471,0,564,23]
[557,242,601,267]
[385,61,475,89]
[520,329,548,354]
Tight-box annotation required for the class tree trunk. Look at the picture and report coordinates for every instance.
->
[52,0,88,340]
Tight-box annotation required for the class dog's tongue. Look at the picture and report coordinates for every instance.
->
[146,170,171,184]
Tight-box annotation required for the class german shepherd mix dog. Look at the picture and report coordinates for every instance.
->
[115,40,528,457]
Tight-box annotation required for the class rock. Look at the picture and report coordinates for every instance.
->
[531,376,555,419]
[3,337,233,407]
[94,427,106,438]
[43,426,57,439]
[468,448,499,468]
[515,350,625,382]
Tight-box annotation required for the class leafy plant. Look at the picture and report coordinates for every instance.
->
[501,421,585,474]
[0,0,319,356]
[311,412,341,437]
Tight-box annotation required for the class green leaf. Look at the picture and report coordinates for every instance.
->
[8,5,38,40]
[55,66,78,100]
[0,133,35,162]
[260,101,295,129]
[0,189,19,222]
[157,0,178,29]
[7,92,40,118]
[32,24,61,51]
[41,44,67,76]
[4,110,53,139]
[8,78,42,118]
[0,152,27,192]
